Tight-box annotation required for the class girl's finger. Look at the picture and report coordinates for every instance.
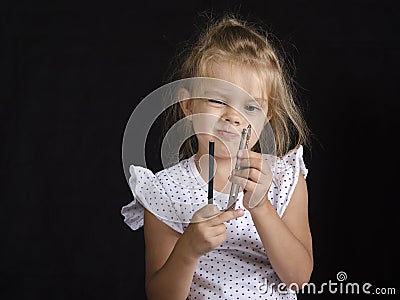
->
[237,149,259,160]
[237,156,262,171]
[232,168,267,184]
[237,152,270,175]
[209,223,226,236]
[228,175,257,193]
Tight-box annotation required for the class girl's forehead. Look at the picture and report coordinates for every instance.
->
[206,60,268,101]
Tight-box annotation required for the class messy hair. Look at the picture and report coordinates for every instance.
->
[164,14,310,159]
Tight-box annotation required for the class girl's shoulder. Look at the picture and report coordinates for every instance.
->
[154,156,195,184]
[127,156,196,189]
[262,145,308,179]
[121,156,200,234]
[263,145,308,217]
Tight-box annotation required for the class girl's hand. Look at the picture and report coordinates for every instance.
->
[228,149,273,211]
[182,208,244,259]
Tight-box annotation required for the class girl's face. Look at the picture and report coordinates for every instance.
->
[182,60,270,159]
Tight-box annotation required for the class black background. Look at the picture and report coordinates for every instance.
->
[1,0,399,299]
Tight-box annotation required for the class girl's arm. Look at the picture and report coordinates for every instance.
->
[229,150,313,290]
[143,207,244,300]
[250,175,313,290]
[143,209,197,300]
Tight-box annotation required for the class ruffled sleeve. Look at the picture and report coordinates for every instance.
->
[269,145,308,218]
[121,165,184,234]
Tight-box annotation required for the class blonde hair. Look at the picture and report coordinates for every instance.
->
[165,14,310,159]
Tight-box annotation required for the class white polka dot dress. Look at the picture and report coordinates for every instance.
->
[121,146,308,299]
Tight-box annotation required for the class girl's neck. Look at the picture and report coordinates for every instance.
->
[194,152,235,194]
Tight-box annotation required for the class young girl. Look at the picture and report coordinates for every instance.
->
[121,15,313,299]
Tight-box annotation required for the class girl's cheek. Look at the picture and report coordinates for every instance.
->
[193,113,219,128]
[192,117,214,135]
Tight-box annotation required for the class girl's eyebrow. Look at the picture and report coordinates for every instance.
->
[203,89,230,99]
[204,90,263,102]
[245,98,266,106]
[203,88,266,105]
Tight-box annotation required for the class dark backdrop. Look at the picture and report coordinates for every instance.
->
[1,1,399,299]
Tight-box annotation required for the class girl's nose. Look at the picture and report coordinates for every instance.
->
[222,106,242,125]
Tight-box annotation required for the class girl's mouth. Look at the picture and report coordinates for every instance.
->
[216,130,239,138]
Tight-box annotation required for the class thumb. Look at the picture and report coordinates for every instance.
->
[210,209,244,225]
[191,204,222,223]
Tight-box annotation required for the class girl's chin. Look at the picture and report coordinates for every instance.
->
[214,149,237,159]
[199,137,239,158]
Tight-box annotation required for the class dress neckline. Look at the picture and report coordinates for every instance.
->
[187,155,243,197]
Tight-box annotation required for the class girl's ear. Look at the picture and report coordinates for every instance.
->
[265,100,273,123]
[262,106,272,125]
[178,88,192,116]
[266,110,273,122]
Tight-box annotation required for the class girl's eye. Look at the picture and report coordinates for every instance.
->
[208,99,226,105]
[244,105,261,112]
